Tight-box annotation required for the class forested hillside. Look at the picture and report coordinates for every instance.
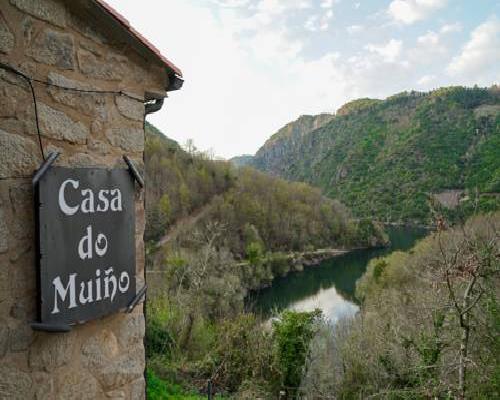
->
[300,212,500,398]
[143,123,388,398]
[250,86,500,224]
[145,122,235,242]
[145,122,386,257]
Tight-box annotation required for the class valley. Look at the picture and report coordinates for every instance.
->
[145,86,499,399]
[238,87,500,225]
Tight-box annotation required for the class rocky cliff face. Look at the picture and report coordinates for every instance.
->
[250,87,500,223]
[252,113,334,176]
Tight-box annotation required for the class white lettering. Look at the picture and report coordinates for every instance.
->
[52,274,77,314]
[110,189,122,212]
[104,267,117,302]
[81,189,95,213]
[78,225,93,260]
[96,189,110,212]
[79,280,93,304]
[118,272,130,293]
[95,269,102,301]
[58,179,79,216]
[95,233,108,257]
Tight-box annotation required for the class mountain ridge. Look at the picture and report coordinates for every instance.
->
[238,86,500,224]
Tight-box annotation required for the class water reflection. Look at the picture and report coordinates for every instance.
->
[251,226,428,322]
[288,286,359,323]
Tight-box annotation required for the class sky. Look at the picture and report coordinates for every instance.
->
[105,0,500,158]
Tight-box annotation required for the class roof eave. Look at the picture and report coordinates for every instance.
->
[92,0,183,79]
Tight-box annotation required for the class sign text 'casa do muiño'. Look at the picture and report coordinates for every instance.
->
[36,167,136,325]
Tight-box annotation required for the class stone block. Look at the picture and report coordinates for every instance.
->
[0,365,33,399]
[0,259,8,303]
[55,368,101,400]
[0,208,8,253]
[47,71,89,90]
[29,332,73,371]
[9,183,32,215]
[88,138,111,156]
[10,254,36,297]
[115,96,145,121]
[0,12,14,54]
[66,152,107,168]
[105,126,144,152]
[70,14,106,44]
[0,69,27,87]
[106,390,126,400]
[0,119,25,136]
[90,120,104,136]
[21,16,34,46]
[10,296,35,320]
[0,129,39,178]
[9,321,34,352]
[33,372,54,400]
[0,80,30,119]
[94,347,145,390]
[77,49,125,81]
[9,241,32,264]
[115,314,145,348]
[47,72,108,119]
[28,29,74,69]
[10,0,66,28]
[38,103,89,144]
[130,378,146,400]
[81,328,120,370]
[0,323,8,359]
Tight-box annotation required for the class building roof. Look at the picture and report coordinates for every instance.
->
[93,0,183,78]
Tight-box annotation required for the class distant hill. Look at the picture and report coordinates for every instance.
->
[144,122,387,253]
[145,122,235,241]
[249,86,500,224]
[229,154,254,167]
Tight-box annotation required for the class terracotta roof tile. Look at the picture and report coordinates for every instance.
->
[94,0,183,77]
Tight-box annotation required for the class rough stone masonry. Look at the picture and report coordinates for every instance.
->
[0,0,180,398]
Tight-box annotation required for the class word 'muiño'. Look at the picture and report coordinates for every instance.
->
[49,178,131,315]
[52,268,130,314]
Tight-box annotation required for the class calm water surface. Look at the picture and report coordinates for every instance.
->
[251,226,428,323]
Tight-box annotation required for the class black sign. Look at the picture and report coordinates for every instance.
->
[36,167,136,325]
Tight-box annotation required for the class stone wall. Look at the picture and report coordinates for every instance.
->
[0,0,168,398]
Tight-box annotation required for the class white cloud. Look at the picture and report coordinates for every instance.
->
[440,22,462,34]
[388,0,448,25]
[365,39,403,62]
[305,15,319,31]
[354,2,361,9]
[417,74,436,86]
[320,0,333,8]
[346,24,364,34]
[409,29,447,63]
[447,16,500,84]
[304,9,333,32]
[256,0,312,14]
[102,0,496,158]
[209,0,251,7]
[417,30,439,45]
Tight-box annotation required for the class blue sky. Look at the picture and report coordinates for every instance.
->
[106,0,499,158]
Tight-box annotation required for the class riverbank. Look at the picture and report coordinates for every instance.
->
[241,247,365,292]
[251,226,430,320]
[383,221,433,229]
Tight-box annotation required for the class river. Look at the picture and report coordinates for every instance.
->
[251,226,428,323]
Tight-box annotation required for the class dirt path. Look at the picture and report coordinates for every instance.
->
[156,202,213,248]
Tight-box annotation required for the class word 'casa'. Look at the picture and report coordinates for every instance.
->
[58,179,123,216]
